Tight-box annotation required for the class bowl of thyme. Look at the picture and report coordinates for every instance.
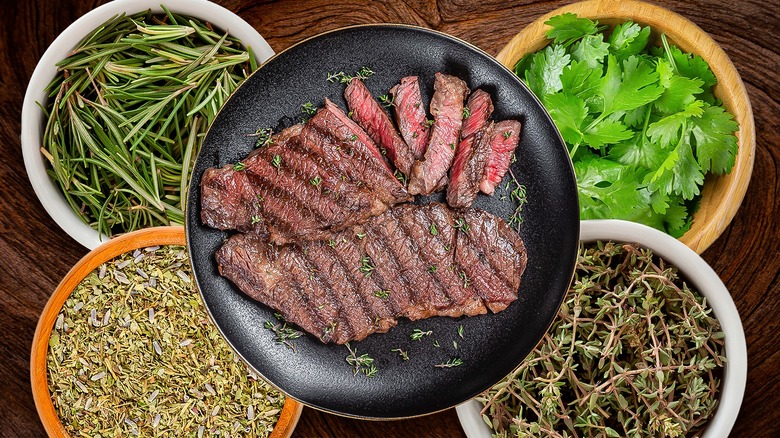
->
[21,0,274,250]
[30,226,302,437]
[456,219,747,437]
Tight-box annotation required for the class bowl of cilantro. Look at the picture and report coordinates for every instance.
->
[496,0,755,254]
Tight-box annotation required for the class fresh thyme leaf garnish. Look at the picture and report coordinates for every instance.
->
[429,223,438,236]
[507,169,528,230]
[301,101,317,115]
[458,324,465,339]
[309,175,322,186]
[251,127,274,148]
[434,358,463,368]
[233,161,246,171]
[345,342,377,377]
[454,218,470,232]
[391,348,409,361]
[359,256,375,276]
[394,169,409,186]
[410,329,432,341]
[462,106,471,119]
[271,154,282,170]
[263,319,304,351]
[373,289,390,299]
[327,66,375,84]
[378,94,394,107]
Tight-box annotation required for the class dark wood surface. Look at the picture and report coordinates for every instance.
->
[0,0,777,436]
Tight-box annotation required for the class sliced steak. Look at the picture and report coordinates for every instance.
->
[408,73,469,195]
[446,90,495,208]
[217,203,526,344]
[201,102,410,245]
[389,76,430,160]
[345,79,415,176]
[479,119,522,195]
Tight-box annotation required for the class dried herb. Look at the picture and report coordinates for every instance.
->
[40,9,257,238]
[47,245,285,437]
[478,241,725,437]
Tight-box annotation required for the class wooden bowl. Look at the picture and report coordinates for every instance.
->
[30,226,302,437]
[496,0,755,254]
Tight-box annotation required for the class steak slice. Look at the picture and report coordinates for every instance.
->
[217,203,526,344]
[479,119,522,195]
[446,90,495,208]
[345,79,415,176]
[389,76,430,160]
[408,73,469,195]
[201,103,410,245]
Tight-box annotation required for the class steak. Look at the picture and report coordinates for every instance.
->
[217,203,526,344]
[480,119,522,195]
[201,102,410,245]
[446,90,495,208]
[345,79,416,176]
[389,76,430,160]
[408,73,469,195]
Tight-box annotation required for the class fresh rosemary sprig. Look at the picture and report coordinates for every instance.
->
[478,241,726,437]
[40,8,257,238]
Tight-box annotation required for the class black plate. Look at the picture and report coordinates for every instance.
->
[186,24,579,419]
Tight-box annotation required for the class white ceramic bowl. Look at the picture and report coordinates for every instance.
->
[457,219,747,438]
[21,0,274,250]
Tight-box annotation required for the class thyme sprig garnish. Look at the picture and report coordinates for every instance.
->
[345,342,377,377]
[326,66,375,84]
[478,241,726,437]
[263,315,304,352]
[40,9,257,237]
[394,170,409,186]
[378,94,394,107]
[359,256,375,276]
[507,168,527,230]
[410,329,432,341]
[434,358,463,368]
[454,218,470,232]
[392,348,409,361]
[250,127,274,148]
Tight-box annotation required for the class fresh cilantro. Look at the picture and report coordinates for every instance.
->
[521,13,739,236]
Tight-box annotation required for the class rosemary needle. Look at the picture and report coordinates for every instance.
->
[40,7,257,238]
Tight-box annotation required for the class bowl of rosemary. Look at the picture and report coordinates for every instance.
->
[457,219,747,437]
[31,226,303,437]
[21,0,274,250]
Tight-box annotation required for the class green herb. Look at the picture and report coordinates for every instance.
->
[424,119,434,127]
[47,245,284,436]
[478,241,725,436]
[301,101,317,115]
[394,169,409,186]
[454,218,470,232]
[410,329,432,341]
[391,348,409,361]
[433,340,440,348]
[251,215,261,225]
[428,265,438,273]
[345,342,377,377]
[449,143,455,150]
[429,222,438,236]
[40,10,258,238]
[252,127,274,148]
[378,94,394,107]
[263,319,304,351]
[271,154,282,170]
[507,170,528,230]
[503,130,512,139]
[356,232,367,240]
[435,358,463,368]
[350,134,358,141]
[374,289,390,299]
[359,256,375,276]
[327,66,374,84]
[327,239,337,248]
[233,161,246,171]
[515,14,738,237]
[309,175,322,186]
[458,324,465,339]
[459,270,470,288]
[462,106,471,119]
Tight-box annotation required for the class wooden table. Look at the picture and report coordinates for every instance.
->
[1,0,777,436]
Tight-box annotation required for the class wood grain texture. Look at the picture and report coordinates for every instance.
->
[0,0,777,437]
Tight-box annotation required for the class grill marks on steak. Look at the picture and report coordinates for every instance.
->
[408,73,470,195]
[345,79,416,176]
[447,90,496,208]
[480,120,522,195]
[200,102,410,245]
[216,203,526,344]
[389,76,430,160]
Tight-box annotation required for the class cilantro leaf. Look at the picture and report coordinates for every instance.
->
[655,59,704,114]
[600,55,663,116]
[525,45,570,98]
[608,21,651,59]
[545,13,599,45]
[560,60,603,98]
[545,92,588,146]
[571,34,610,68]
[583,119,634,148]
[575,157,646,219]
[609,132,666,171]
[644,137,703,200]
[691,104,739,174]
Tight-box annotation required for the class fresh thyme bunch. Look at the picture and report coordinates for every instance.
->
[40,7,258,237]
[479,241,725,437]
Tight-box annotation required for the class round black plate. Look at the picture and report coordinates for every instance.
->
[186,25,579,419]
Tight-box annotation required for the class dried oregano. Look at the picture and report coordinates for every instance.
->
[478,241,725,437]
[47,245,285,437]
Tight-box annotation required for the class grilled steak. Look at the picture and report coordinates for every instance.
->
[479,120,522,195]
[389,76,430,160]
[201,102,410,245]
[216,203,526,344]
[446,90,495,208]
[408,73,469,195]
[345,79,416,176]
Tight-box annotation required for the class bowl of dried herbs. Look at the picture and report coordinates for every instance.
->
[457,219,747,438]
[30,226,302,437]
